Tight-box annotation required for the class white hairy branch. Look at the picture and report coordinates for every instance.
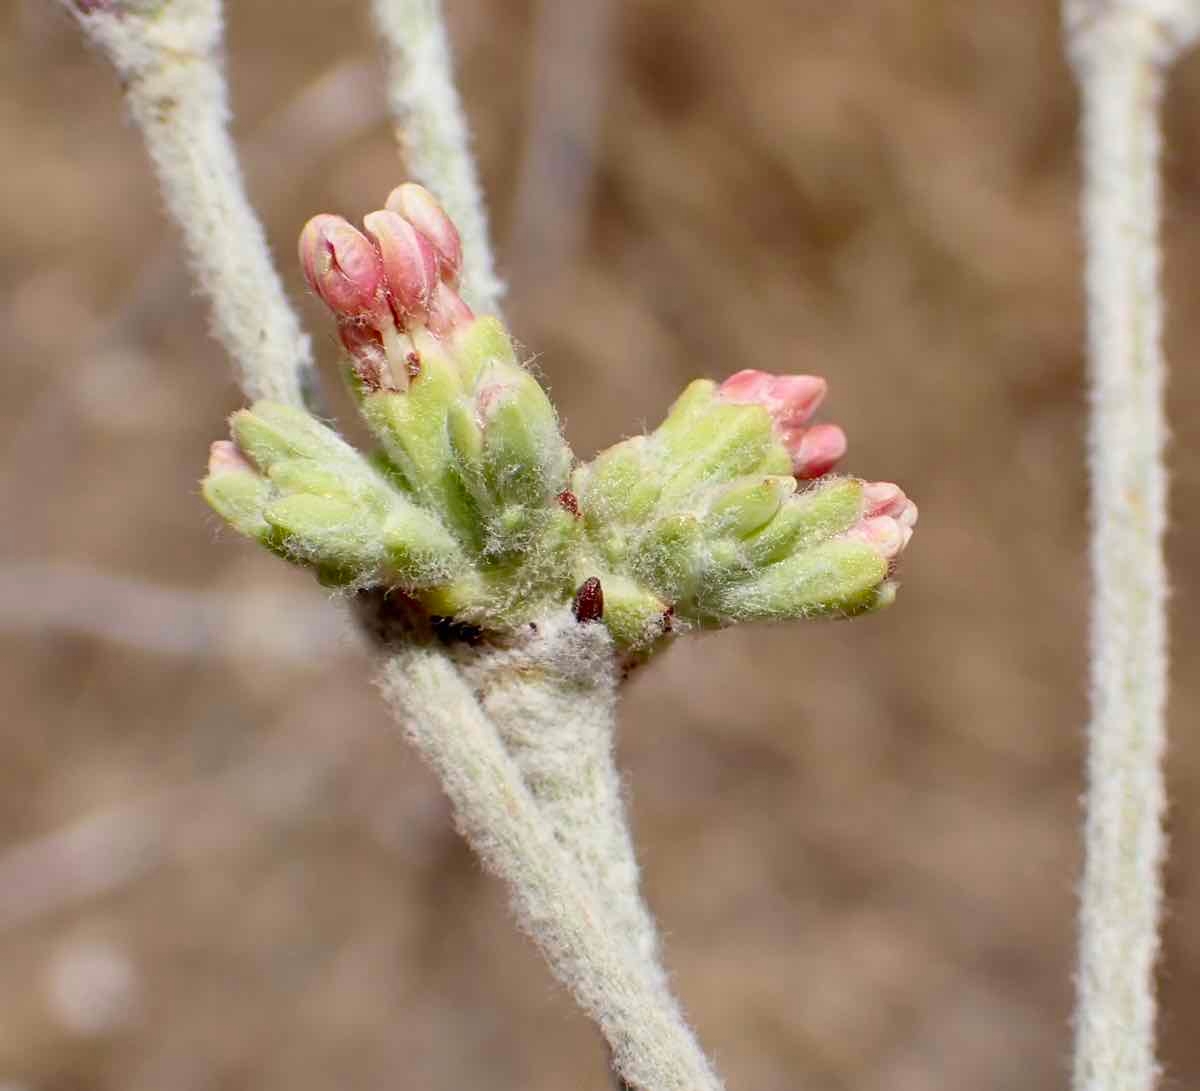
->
[506,0,615,284]
[380,645,724,1091]
[1065,3,1200,1089]
[456,614,667,984]
[370,0,504,314]
[62,0,313,406]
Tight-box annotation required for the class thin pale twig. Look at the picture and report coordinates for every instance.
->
[1065,3,1200,1088]
[60,0,313,406]
[505,0,615,288]
[381,645,724,1091]
[369,0,504,314]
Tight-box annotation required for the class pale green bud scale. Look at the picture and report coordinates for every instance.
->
[202,470,273,541]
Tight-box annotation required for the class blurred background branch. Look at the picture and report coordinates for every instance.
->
[370,0,503,313]
[1065,3,1200,1089]
[505,0,616,295]
[59,0,314,405]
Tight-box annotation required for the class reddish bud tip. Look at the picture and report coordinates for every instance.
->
[208,440,255,477]
[384,184,463,282]
[719,368,841,475]
[298,214,387,323]
[362,209,439,322]
[337,322,390,391]
[846,481,918,561]
[719,369,827,426]
[862,482,917,527]
[426,282,474,337]
[857,516,906,559]
[785,422,846,479]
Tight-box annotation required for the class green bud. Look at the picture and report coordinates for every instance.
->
[540,507,584,575]
[446,316,520,388]
[656,402,779,505]
[202,468,273,541]
[594,572,671,650]
[231,402,356,472]
[631,513,703,602]
[576,437,661,529]
[261,484,464,589]
[434,401,487,557]
[703,537,888,623]
[481,502,542,557]
[654,380,719,450]
[267,459,364,504]
[264,494,385,573]
[477,366,571,508]
[445,395,483,456]
[707,475,798,540]
[379,503,466,587]
[742,478,864,566]
[361,345,460,493]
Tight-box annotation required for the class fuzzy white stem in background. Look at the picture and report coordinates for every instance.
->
[370,0,504,314]
[456,614,667,985]
[380,645,724,1091]
[62,0,313,406]
[505,0,615,285]
[1065,3,1200,1089]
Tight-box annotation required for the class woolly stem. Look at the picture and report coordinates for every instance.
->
[369,0,504,314]
[66,2,705,1084]
[455,614,668,986]
[1065,4,1199,1089]
[380,644,724,1091]
[61,0,313,407]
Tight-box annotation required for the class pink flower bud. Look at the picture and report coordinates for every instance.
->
[846,481,918,560]
[426,282,475,337]
[719,369,827,426]
[850,516,906,559]
[337,323,391,391]
[862,481,917,524]
[785,422,847,479]
[208,440,256,477]
[298,214,388,323]
[384,184,463,283]
[719,368,844,478]
[363,209,439,321]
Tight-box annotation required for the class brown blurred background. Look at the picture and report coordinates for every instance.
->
[4,1,1200,1088]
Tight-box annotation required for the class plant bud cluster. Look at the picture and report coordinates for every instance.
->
[205,185,916,651]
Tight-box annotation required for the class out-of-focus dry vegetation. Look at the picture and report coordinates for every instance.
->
[3,1,1200,1088]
